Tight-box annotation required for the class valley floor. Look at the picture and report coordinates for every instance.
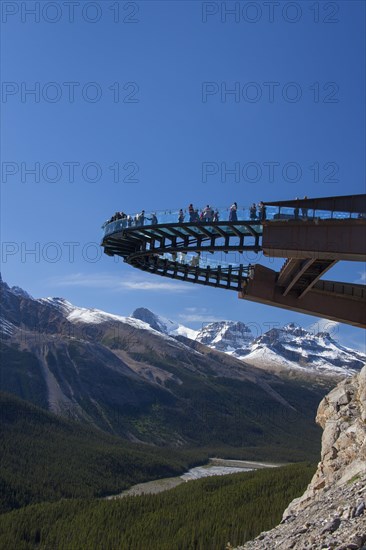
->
[0,462,315,550]
[107,459,282,499]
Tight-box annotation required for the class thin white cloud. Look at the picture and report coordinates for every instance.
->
[355,271,366,284]
[178,307,223,324]
[120,281,192,292]
[307,318,340,337]
[48,273,195,293]
[178,314,223,323]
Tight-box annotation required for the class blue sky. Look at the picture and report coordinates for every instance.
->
[1,1,365,350]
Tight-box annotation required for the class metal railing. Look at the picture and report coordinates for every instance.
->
[160,251,252,271]
[102,204,365,237]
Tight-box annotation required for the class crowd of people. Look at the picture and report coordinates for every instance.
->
[105,201,269,228]
[104,210,157,227]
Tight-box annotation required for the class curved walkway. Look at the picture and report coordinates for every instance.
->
[102,218,262,291]
[101,198,365,293]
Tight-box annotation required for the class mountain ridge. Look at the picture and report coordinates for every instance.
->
[129,307,365,378]
[0,276,331,459]
[2,277,364,380]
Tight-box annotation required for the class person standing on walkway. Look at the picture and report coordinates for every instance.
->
[203,204,212,222]
[301,196,308,218]
[229,202,238,221]
[249,203,257,220]
[258,201,266,221]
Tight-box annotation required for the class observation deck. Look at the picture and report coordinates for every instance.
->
[101,195,366,328]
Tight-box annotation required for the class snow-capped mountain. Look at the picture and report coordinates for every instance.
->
[193,321,365,377]
[0,279,174,339]
[195,321,253,356]
[39,298,162,333]
[6,275,323,449]
[135,313,365,378]
[1,275,364,453]
[1,276,364,380]
[131,307,198,340]
[243,323,366,377]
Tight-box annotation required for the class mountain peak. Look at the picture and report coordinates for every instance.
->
[283,322,300,330]
[39,297,75,314]
[0,276,33,300]
[131,308,198,340]
[196,320,254,356]
[0,276,364,378]
[282,323,307,335]
[131,308,165,333]
[10,286,33,299]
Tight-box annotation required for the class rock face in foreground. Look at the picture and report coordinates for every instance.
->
[236,365,366,550]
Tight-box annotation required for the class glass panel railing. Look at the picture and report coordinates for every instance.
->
[160,251,249,271]
[313,209,326,218]
[102,206,268,234]
[333,210,350,219]
[102,203,362,236]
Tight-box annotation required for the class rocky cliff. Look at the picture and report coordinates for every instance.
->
[236,365,366,549]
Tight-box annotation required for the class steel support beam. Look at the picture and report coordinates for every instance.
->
[239,264,366,328]
[298,260,338,299]
[282,259,315,296]
[262,218,366,261]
